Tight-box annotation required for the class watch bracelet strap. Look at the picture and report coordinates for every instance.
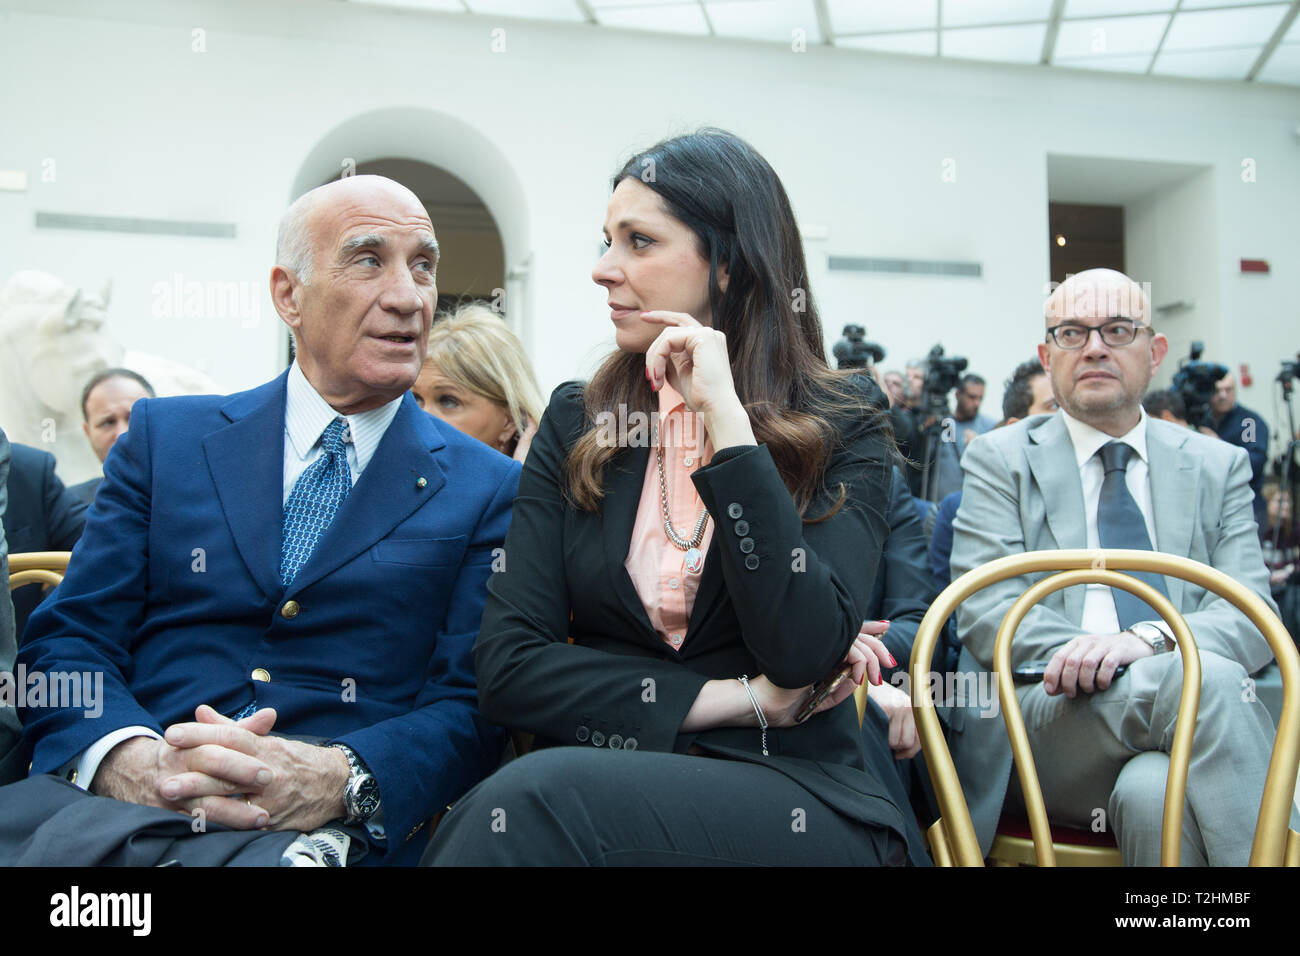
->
[330,743,379,823]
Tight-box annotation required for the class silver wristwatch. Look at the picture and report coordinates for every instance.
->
[330,743,381,824]
[1127,621,1168,654]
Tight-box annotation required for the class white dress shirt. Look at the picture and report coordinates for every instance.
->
[1059,407,1171,640]
[69,363,404,792]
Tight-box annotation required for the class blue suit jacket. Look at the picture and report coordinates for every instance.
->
[19,372,519,864]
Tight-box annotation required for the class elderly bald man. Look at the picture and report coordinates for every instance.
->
[946,268,1287,865]
[3,175,519,865]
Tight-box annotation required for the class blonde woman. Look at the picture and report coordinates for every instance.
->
[412,304,543,462]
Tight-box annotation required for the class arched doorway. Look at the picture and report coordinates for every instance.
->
[289,108,532,361]
[314,157,504,316]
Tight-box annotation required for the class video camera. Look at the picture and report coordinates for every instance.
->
[921,344,968,419]
[1170,341,1228,431]
[832,324,885,370]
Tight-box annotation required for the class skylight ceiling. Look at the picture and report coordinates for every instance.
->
[349,0,1300,86]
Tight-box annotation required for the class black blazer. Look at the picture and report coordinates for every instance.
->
[2,443,87,640]
[474,382,909,843]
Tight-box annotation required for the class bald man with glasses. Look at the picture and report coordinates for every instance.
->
[945,268,1289,865]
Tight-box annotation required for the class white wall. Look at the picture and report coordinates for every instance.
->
[1,0,1297,445]
[1126,167,1222,391]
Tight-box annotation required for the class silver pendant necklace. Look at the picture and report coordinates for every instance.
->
[656,446,709,573]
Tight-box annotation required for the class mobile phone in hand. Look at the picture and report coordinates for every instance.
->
[794,666,853,724]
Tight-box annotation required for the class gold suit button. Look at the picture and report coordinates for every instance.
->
[251,668,271,682]
[280,600,300,619]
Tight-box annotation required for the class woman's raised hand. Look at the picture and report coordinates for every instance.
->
[640,311,735,415]
[641,311,756,448]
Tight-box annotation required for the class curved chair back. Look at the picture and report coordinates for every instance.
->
[7,550,73,591]
[911,548,1299,867]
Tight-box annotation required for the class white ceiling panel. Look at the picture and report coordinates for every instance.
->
[1152,45,1260,78]
[1181,0,1284,8]
[828,0,937,35]
[1055,51,1156,71]
[590,0,697,7]
[1256,42,1300,83]
[707,0,824,44]
[1055,14,1170,57]
[942,0,1053,28]
[464,0,584,19]
[1163,4,1289,50]
[351,0,468,11]
[837,30,939,55]
[943,22,1047,61]
[596,2,711,33]
[1064,0,1174,16]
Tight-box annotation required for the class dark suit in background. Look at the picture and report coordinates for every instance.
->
[860,465,940,863]
[0,431,22,785]
[67,476,103,507]
[1,444,87,641]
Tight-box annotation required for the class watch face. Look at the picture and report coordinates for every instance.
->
[351,775,380,819]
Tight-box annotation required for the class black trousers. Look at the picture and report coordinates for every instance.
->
[422,747,907,866]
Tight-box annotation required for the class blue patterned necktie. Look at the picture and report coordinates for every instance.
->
[280,417,351,588]
[1096,440,1170,629]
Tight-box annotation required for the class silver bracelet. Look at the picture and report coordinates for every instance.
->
[737,675,769,757]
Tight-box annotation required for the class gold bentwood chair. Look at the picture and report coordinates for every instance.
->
[910,549,1300,867]
[7,551,73,592]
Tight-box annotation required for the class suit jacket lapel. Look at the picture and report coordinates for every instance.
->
[1025,414,1089,624]
[599,445,660,643]
[1146,422,1196,610]
[202,374,290,602]
[286,394,446,595]
[599,445,727,652]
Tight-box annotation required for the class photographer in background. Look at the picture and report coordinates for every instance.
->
[832,326,920,478]
[952,373,994,455]
[911,346,969,503]
[902,360,926,412]
[1212,371,1269,529]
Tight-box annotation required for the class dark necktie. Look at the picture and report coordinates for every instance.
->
[1095,440,1169,629]
[280,417,351,587]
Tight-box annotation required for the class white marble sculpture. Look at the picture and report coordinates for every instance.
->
[0,270,220,484]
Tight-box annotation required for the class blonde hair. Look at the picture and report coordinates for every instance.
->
[424,303,543,440]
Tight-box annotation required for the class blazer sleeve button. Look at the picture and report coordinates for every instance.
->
[727,503,743,519]
[591,730,606,747]
[739,537,754,554]
[623,737,638,750]
[575,725,590,742]
[608,734,623,749]
[744,554,760,571]
[733,520,749,536]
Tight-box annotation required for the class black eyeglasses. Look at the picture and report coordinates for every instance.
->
[1046,319,1151,350]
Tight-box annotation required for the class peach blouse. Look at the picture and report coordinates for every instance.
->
[623,383,715,651]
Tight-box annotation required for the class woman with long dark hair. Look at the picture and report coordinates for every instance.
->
[425,129,912,866]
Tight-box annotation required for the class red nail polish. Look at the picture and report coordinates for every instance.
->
[873,671,883,686]
[645,367,651,381]
[887,655,898,667]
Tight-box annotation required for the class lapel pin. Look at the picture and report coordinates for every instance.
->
[416,476,427,489]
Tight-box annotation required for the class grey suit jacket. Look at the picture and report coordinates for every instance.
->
[946,412,1277,852]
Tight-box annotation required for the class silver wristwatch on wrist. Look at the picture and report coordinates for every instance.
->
[1126,621,1168,654]
[330,743,381,824]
